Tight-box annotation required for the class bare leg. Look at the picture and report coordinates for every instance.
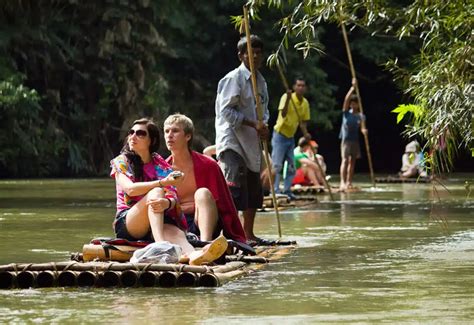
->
[162,223,195,255]
[303,165,321,187]
[194,188,219,241]
[347,156,356,188]
[124,188,194,254]
[402,166,417,178]
[243,208,257,241]
[125,187,165,241]
[340,158,348,190]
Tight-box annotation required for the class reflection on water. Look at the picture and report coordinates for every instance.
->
[0,176,473,323]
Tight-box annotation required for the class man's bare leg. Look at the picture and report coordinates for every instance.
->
[194,188,219,241]
[243,208,257,241]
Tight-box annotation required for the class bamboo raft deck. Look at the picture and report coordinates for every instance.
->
[375,176,431,183]
[0,245,296,289]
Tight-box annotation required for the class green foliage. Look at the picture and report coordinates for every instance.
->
[248,0,473,173]
[391,104,425,125]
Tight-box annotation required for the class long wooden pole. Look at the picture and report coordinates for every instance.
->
[243,5,282,237]
[340,23,376,187]
[276,63,335,201]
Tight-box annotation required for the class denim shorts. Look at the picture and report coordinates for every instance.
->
[184,213,222,239]
[114,208,178,241]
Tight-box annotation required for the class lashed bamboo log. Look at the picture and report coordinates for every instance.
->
[0,262,211,274]
[176,272,198,287]
[17,271,37,289]
[0,271,15,289]
[157,271,177,288]
[138,271,159,287]
[120,270,138,287]
[57,270,78,287]
[77,271,97,287]
[36,270,57,287]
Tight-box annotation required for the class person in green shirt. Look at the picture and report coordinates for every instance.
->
[271,77,311,199]
[292,137,325,187]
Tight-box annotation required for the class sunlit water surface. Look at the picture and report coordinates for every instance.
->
[0,176,473,324]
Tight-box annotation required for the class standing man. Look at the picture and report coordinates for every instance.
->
[163,114,247,244]
[339,78,368,191]
[215,35,270,245]
[272,77,311,199]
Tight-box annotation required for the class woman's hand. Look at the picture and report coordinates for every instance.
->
[160,171,185,187]
[147,197,171,213]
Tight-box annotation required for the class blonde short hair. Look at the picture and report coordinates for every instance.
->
[164,113,194,148]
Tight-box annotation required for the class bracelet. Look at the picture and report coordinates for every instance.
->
[164,198,172,213]
[158,179,163,187]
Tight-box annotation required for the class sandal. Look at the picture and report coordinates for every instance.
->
[227,240,256,256]
[189,235,228,266]
[247,237,275,247]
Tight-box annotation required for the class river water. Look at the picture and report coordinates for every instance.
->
[0,176,473,323]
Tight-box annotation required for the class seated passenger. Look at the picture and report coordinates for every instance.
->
[110,118,227,265]
[400,140,427,178]
[164,114,247,244]
[292,137,326,187]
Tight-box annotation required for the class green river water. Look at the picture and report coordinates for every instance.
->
[0,176,473,324]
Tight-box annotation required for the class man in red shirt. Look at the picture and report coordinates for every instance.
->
[164,114,247,245]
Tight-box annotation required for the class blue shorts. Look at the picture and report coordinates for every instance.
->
[114,209,178,241]
[184,213,222,240]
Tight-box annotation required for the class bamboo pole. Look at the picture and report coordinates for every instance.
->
[340,22,376,187]
[243,5,282,238]
[276,63,335,200]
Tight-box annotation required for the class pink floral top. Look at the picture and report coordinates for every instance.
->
[110,153,187,230]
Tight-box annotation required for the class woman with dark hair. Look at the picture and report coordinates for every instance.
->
[110,118,227,264]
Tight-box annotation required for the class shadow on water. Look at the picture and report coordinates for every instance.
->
[0,176,473,323]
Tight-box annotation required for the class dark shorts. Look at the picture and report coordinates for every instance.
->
[114,208,178,242]
[184,213,223,240]
[341,141,361,159]
[218,150,263,211]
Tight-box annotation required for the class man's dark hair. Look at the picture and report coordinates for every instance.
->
[349,94,359,103]
[294,76,306,85]
[237,34,264,54]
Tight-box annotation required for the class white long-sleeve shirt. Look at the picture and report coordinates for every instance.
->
[215,63,269,172]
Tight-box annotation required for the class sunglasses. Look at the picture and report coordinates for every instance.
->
[128,129,148,138]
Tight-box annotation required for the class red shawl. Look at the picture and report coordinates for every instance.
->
[167,151,246,243]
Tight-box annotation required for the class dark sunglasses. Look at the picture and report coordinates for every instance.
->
[128,129,148,138]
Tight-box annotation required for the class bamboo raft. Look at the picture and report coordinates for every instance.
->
[0,246,295,289]
[375,176,431,183]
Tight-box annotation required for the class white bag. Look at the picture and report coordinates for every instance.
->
[130,241,182,264]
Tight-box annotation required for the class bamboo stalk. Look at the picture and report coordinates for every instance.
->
[340,22,376,187]
[225,255,269,263]
[276,63,335,200]
[213,269,251,285]
[243,5,282,237]
[212,261,247,273]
